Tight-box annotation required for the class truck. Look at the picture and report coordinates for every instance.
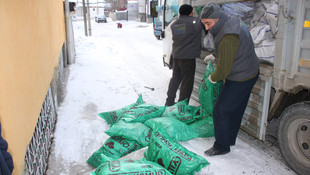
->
[150,0,310,174]
[152,4,163,39]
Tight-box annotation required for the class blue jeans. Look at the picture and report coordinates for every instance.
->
[213,71,259,151]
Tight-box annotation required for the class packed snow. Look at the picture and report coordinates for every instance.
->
[46,18,295,175]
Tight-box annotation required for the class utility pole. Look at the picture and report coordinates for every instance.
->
[87,0,92,36]
[97,0,99,15]
[82,0,88,36]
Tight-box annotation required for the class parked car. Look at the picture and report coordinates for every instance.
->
[95,14,107,23]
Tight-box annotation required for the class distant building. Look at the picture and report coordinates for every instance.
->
[128,0,138,21]
[74,1,105,20]
[72,0,151,22]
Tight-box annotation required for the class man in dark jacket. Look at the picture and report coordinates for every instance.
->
[165,4,204,106]
[200,2,259,156]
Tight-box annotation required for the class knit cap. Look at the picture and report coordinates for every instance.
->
[200,2,222,19]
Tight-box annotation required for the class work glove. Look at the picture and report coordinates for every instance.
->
[208,75,216,84]
[204,54,215,63]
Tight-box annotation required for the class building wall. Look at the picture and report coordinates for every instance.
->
[0,0,66,174]
[74,6,105,19]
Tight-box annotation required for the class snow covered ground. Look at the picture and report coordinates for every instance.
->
[46,18,296,175]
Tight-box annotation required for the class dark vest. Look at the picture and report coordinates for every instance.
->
[211,13,259,81]
[171,16,203,59]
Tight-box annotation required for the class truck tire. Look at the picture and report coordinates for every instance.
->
[278,101,310,175]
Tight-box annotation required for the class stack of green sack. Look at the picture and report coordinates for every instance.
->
[87,61,223,174]
[87,97,212,174]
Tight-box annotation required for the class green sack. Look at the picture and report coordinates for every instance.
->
[87,136,141,168]
[189,117,214,138]
[161,99,201,124]
[198,62,223,117]
[144,117,199,142]
[144,127,210,175]
[91,159,173,175]
[98,94,144,125]
[105,120,152,147]
[120,103,166,123]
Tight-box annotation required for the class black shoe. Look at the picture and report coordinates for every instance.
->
[204,147,229,156]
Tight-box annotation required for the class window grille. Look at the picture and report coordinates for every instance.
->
[24,87,57,175]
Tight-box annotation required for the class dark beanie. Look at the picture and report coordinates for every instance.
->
[200,2,222,19]
[179,4,193,16]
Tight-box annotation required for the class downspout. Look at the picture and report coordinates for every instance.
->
[65,0,75,64]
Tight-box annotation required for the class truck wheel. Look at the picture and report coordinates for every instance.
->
[278,101,310,174]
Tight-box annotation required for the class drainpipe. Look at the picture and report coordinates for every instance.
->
[65,0,75,64]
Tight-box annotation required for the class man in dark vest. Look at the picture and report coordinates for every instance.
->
[165,4,204,106]
[200,2,259,156]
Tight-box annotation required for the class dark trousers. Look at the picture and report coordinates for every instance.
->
[165,58,196,106]
[213,71,259,151]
